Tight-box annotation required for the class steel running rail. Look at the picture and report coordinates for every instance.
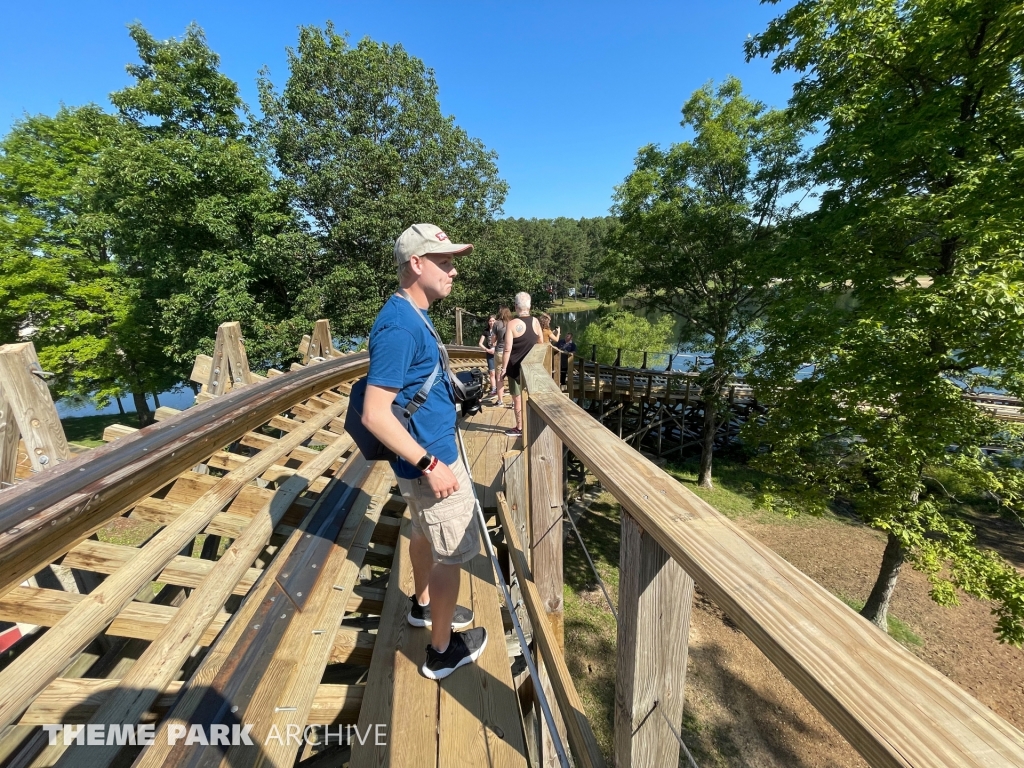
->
[455,427,571,768]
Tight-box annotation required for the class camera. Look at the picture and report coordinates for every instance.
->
[454,368,485,418]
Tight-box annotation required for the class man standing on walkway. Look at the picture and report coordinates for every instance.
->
[361,223,488,680]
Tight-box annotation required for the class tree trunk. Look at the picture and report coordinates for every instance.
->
[698,392,717,489]
[861,531,905,631]
[152,391,161,408]
[132,391,153,428]
[115,397,125,416]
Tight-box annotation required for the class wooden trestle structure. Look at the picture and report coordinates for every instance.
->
[559,356,1024,458]
[1,324,1023,768]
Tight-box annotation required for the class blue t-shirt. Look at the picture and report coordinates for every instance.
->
[367,295,457,479]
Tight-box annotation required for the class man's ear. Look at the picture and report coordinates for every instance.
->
[408,254,425,276]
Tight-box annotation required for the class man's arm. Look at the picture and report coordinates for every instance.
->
[362,383,459,499]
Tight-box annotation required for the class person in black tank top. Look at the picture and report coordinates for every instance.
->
[499,291,542,437]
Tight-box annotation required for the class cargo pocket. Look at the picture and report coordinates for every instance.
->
[423,496,477,562]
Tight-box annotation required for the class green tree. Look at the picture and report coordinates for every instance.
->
[0,106,159,421]
[578,310,674,368]
[259,24,508,338]
[746,0,1024,640]
[447,220,547,335]
[507,216,617,300]
[604,76,806,488]
[96,22,306,421]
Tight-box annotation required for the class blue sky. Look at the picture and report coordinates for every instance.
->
[1,1,798,219]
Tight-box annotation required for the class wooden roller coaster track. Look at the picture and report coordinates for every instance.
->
[0,324,1021,767]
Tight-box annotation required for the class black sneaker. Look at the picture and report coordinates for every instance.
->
[420,627,488,680]
[505,427,522,437]
[407,596,474,629]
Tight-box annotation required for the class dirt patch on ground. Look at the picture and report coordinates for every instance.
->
[740,515,1024,729]
[684,587,867,768]
[680,513,1024,766]
[563,482,1024,766]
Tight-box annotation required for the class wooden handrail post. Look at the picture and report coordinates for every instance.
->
[614,510,694,767]
[527,400,567,765]
[454,307,464,346]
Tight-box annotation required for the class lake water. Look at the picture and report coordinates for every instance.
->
[56,386,199,419]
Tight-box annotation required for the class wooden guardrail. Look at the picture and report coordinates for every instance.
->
[519,344,1024,768]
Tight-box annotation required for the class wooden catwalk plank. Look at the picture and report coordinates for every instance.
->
[436,550,529,767]
[350,516,438,768]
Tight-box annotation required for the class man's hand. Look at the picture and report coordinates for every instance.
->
[426,461,460,499]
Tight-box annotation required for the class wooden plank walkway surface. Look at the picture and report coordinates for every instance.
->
[350,398,527,768]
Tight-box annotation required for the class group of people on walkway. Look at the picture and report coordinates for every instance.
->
[476,298,577,438]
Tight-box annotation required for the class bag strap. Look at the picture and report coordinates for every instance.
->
[396,289,472,402]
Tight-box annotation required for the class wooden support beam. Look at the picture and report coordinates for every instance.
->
[497,493,605,768]
[133,463,379,767]
[0,586,231,647]
[0,393,20,487]
[0,351,366,601]
[0,342,70,475]
[0,586,373,664]
[65,451,380,768]
[304,319,344,363]
[101,423,138,442]
[613,511,692,768]
[454,307,464,346]
[526,403,567,766]
[206,321,256,396]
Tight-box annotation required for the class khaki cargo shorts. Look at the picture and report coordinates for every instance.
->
[396,457,480,565]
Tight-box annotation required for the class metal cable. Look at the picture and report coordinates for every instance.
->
[563,501,617,621]
[652,700,700,768]
[564,493,701,768]
[455,427,571,768]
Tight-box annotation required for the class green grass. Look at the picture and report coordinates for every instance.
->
[663,454,779,520]
[547,297,606,312]
[61,413,139,448]
[839,596,923,648]
[94,517,160,547]
[563,495,621,761]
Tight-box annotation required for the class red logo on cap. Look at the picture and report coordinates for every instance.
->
[436,232,448,241]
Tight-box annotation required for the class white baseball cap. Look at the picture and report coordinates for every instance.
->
[394,223,474,265]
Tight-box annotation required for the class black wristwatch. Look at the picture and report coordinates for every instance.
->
[416,453,434,472]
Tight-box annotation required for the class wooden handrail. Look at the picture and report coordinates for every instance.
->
[520,345,1024,767]
[496,492,606,768]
